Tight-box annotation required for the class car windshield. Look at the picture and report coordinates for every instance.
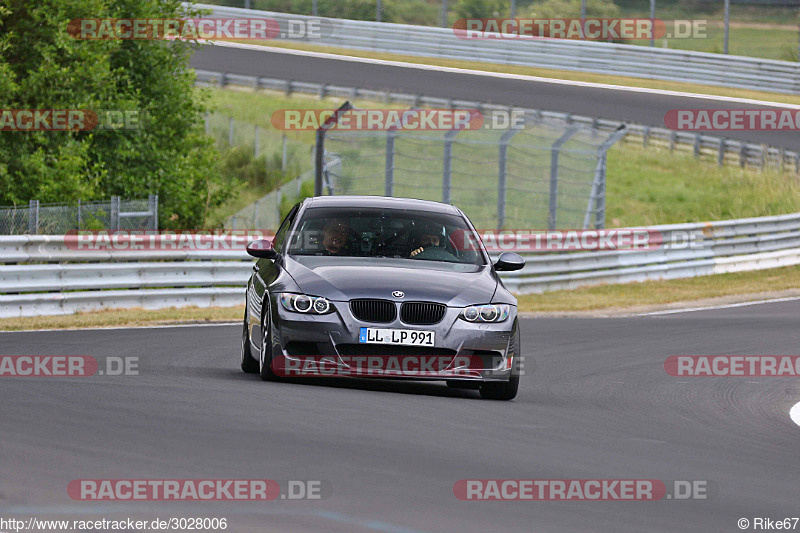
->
[286,206,485,265]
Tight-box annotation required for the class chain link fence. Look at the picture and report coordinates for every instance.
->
[0,196,158,235]
[320,115,626,230]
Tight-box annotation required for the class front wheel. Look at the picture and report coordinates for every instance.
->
[240,311,259,374]
[259,300,280,382]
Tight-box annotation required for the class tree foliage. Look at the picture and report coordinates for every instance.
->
[0,0,232,228]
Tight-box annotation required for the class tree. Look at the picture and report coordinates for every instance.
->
[0,0,232,228]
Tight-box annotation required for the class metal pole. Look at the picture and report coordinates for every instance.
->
[723,0,730,54]
[376,0,382,22]
[580,0,586,19]
[28,200,38,235]
[497,125,524,231]
[385,129,396,196]
[548,126,580,230]
[282,134,288,172]
[77,199,82,230]
[254,125,260,158]
[649,0,655,47]
[149,194,158,231]
[441,0,448,28]
[442,129,460,204]
[315,101,353,196]
[111,196,120,230]
[510,0,516,19]
[580,0,587,40]
[313,0,318,16]
[244,0,250,8]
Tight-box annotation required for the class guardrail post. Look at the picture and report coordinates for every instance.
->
[740,144,747,168]
[384,129,396,196]
[669,131,677,151]
[718,139,726,166]
[110,196,120,230]
[693,134,701,158]
[549,126,580,230]
[498,125,524,230]
[28,200,39,235]
[148,194,158,231]
[642,126,650,148]
[442,129,460,204]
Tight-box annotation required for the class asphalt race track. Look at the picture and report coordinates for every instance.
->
[190,44,800,149]
[2,301,799,532]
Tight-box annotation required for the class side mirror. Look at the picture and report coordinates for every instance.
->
[246,239,277,259]
[494,251,525,272]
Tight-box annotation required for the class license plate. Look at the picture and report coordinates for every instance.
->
[359,327,435,346]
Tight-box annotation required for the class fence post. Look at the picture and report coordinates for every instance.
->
[442,129,460,204]
[497,125,523,230]
[28,200,39,235]
[385,129,396,196]
[549,126,580,230]
[110,196,120,230]
[282,134,288,172]
[254,125,260,158]
[228,117,234,146]
[148,194,158,231]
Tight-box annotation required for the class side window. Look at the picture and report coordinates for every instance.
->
[272,203,300,253]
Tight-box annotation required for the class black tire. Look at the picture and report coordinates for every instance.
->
[240,311,259,374]
[259,300,280,382]
[479,322,521,401]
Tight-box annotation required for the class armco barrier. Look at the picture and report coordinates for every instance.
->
[194,69,800,173]
[2,212,800,317]
[193,3,800,95]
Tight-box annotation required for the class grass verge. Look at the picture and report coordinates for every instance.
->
[516,264,800,314]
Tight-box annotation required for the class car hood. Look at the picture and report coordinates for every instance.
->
[284,256,497,306]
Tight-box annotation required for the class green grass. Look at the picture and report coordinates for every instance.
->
[628,25,798,61]
[605,142,800,227]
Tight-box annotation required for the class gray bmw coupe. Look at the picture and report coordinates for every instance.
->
[241,195,526,400]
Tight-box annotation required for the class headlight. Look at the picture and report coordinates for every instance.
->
[279,293,334,314]
[459,304,510,323]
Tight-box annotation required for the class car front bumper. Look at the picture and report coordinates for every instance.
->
[267,297,517,382]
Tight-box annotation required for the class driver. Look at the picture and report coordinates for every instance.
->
[410,222,443,258]
[322,218,354,255]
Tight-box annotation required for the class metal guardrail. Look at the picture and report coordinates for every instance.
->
[195,3,800,95]
[195,69,800,173]
[2,212,800,316]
